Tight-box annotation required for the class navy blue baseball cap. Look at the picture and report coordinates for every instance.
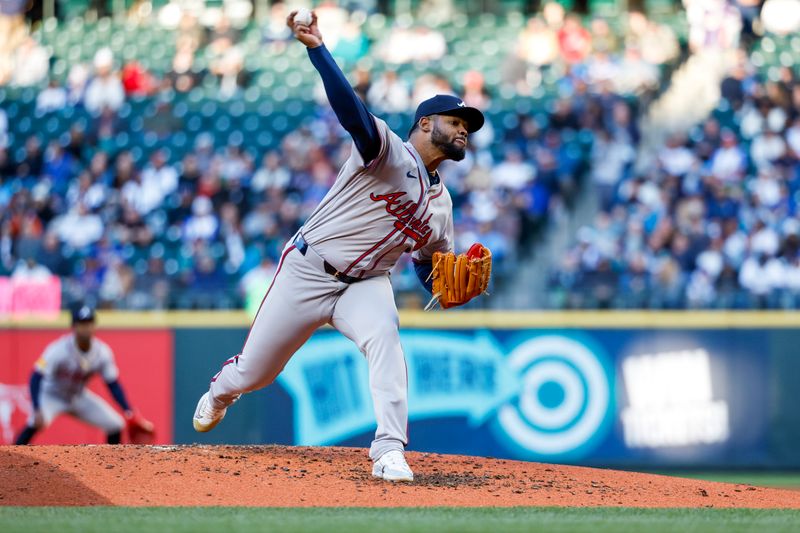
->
[71,304,96,325]
[409,95,485,136]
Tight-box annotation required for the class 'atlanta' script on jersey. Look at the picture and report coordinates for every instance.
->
[370,191,433,250]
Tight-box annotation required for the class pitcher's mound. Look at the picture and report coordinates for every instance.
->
[2,445,799,508]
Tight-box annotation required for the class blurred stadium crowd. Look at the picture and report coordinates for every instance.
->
[551,8,800,310]
[0,0,798,310]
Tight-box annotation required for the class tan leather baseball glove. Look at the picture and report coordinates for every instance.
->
[426,243,492,310]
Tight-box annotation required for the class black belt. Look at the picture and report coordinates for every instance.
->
[294,235,362,284]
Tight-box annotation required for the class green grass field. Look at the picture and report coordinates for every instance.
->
[657,472,800,489]
[1,507,800,533]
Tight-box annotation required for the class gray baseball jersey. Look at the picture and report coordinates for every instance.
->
[207,118,454,461]
[302,117,455,276]
[30,335,124,432]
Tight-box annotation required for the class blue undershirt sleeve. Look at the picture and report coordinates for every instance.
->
[414,260,434,294]
[29,371,43,410]
[307,44,381,163]
[106,380,131,413]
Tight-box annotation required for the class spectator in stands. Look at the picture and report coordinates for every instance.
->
[625,12,679,66]
[10,36,49,87]
[658,134,697,178]
[590,128,635,210]
[739,252,772,307]
[350,66,371,104]
[251,151,290,193]
[49,202,103,249]
[709,129,747,182]
[167,40,203,93]
[11,257,51,281]
[66,170,107,212]
[261,1,294,50]
[616,46,660,94]
[36,78,68,115]
[558,14,592,65]
[720,60,749,110]
[121,60,159,96]
[515,16,559,67]
[460,70,491,111]
[750,126,787,170]
[42,140,76,197]
[239,255,277,314]
[0,0,27,86]
[129,257,171,310]
[35,232,68,276]
[215,143,252,185]
[9,205,43,260]
[216,202,243,272]
[210,45,249,100]
[99,256,134,307]
[84,48,125,115]
[19,136,44,178]
[183,196,218,243]
[492,146,536,192]
[411,73,452,106]
[314,0,349,50]
[139,148,178,208]
[590,18,619,55]
[66,63,90,106]
[207,13,240,57]
[180,245,228,309]
[378,24,446,64]
[367,70,410,113]
[176,11,204,52]
[333,19,369,62]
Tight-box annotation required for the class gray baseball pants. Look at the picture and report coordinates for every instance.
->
[29,389,125,433]
[208,242,408,461]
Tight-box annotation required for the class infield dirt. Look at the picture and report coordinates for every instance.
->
[2,445,800,508]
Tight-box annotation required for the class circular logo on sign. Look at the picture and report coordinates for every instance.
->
[495,335,613,459]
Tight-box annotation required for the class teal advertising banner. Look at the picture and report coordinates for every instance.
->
[177,325,796,468]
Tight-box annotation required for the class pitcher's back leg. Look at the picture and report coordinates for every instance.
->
[208,249,336,409]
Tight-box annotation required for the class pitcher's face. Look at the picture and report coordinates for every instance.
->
[430,115,468,161]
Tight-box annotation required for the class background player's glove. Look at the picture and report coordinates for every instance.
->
[426,243,492,309]
[125,411,155,444]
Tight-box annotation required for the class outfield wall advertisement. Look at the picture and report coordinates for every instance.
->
[5,314,799,468]
[177,324,797,468]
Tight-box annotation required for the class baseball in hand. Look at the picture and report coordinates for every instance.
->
[294,8,313,26]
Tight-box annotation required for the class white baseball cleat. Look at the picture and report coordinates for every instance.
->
[192,392,227,433]
[372,450,414,482]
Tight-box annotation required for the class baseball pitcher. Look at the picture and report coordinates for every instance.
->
[193,10,492,482]
[14,305,154,445]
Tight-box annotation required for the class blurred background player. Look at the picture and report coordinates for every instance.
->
[14,304,153,445]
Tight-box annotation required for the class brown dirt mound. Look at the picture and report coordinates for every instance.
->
[2,445,799,508]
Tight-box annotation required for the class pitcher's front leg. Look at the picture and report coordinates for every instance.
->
[331,275,409,462]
